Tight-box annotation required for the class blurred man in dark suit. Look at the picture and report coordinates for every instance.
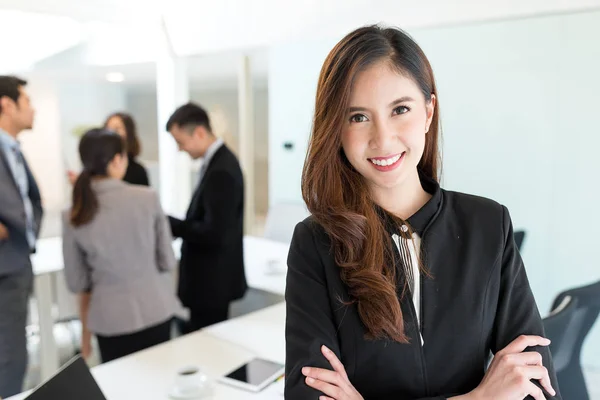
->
[166,102,247,333]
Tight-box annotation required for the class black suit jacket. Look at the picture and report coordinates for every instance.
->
[169,144,247,310]
[123,156,149,186]
[285,189,560,399]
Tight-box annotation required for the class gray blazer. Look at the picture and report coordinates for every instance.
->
[62,179,177,336]
[0,146,43,276]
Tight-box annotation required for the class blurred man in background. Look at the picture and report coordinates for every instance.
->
[0,76,43,397]
[166,102,247,333]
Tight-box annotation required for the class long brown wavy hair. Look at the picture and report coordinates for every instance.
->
[302,26,441,343]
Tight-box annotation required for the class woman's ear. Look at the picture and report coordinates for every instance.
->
[107,153,126,178]
[117,152,129,169]
[110,153,123,167]
[425,94,436,133]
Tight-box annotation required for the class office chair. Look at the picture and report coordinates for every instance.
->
[543,280,600,400]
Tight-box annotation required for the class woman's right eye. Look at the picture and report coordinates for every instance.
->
[350,114,368,123]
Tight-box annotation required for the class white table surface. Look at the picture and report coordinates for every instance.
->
[8,303,287,400]
[240,237,288,296]
[32,236,289,295]
[28,235,289,383]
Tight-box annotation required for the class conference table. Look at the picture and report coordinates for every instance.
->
[8,302,287,400]
[28,235,290,384]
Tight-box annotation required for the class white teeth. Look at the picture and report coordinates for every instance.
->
[370,154,401,167]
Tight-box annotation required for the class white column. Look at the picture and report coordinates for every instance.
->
[22,80,62,381]
[35,273,59,381]
[238,55,255,234]
[156,19,191,217]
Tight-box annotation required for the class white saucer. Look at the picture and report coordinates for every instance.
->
[168,385,212,399]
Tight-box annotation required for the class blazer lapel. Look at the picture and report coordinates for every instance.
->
[22,155,41,202]
[0,146,20,192]
[186,145,228,217]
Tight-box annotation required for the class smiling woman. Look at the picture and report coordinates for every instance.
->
[284,25,562,400]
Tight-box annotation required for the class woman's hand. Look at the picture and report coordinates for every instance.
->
[469,335,556,400]
[302,345,363,400]
[0,222,8,241]
[81,329,92,360]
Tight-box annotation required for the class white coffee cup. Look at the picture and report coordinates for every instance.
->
[175,366,207,395]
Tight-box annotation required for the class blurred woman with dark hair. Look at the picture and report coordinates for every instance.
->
[62,128,176,362]
[104,112,149,186]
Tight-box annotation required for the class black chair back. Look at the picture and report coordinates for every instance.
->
[514,230,526,251]
[543,280,600,400]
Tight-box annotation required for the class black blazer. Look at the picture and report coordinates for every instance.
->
[285,187,561,399]
[123,156,149,186]
[169,144,247,310]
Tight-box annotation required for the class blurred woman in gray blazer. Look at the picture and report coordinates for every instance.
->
[62,128,177,363]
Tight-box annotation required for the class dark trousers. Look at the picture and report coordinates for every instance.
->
[180,304,229,334]
[0,268,33,398]
[96,318,172,363]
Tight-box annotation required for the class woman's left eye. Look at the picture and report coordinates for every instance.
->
[393,106,410,115]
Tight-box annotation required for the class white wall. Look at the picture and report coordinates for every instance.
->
[58,82,126,175]
[20,79,64,238]
[268,39,336,206]
[268,11,600,367]
[124,88,159,161]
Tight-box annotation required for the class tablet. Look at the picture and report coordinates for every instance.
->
[217,358,285,392]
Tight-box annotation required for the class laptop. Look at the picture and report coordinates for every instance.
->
[25,356,107,400]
